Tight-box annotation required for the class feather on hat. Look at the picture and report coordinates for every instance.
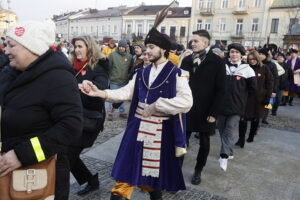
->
[144,1,174,50]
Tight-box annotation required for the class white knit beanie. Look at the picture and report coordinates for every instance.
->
[6,20,56,56]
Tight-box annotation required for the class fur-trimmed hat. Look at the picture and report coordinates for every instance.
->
[228,43,246,55]
[6,20,55,56]
[144,3,172,51]
[144,28,171,51]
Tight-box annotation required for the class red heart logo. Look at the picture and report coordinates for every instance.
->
[258,73,261,77]
[15,27,25,37]
[81,70,86,76]
[236,76,241,80]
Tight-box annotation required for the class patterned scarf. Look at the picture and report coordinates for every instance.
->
[192,48,209,72]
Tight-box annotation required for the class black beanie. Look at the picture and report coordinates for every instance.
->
[259,48,270,57]
[228,43,246,55]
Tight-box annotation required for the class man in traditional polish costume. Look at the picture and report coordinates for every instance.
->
[79,5,193,200]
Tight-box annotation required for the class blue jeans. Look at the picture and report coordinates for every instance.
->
[108,83,126,114]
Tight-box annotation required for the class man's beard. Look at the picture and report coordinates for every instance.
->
[149,51,162,63]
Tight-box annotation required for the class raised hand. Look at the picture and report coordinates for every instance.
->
[78,80,107,99]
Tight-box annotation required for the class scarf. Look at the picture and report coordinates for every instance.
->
[192,48,208,72]
[73,58,88,72]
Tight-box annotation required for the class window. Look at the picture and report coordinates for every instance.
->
[91,26,93,33]
[170,26,176,40]
[205,19,212,31]
[219,18,226,32]
[239,0,246,8]
[71,27,74,34]
[270,18,279,33]
[289,18,299,33]
[252,18,259,32]
[207,0,213,9]
[184,10,189,15]
[254,0,261,7]
[102,25,105,33]
[197,19,203,30]
[81,27,83,34]
[114,25,117,33]
[161,26,166,34]
[199,0,205,9]
[236,19,243,35]
[168,10,172,15]
[180,26,186,37]
[137,24,143,37]
[221,0,228,8]
[126,24,131,35]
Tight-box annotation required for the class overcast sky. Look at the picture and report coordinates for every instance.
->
[6,0,191,21]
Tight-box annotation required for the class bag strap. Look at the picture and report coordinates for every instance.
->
[75,63,88,77]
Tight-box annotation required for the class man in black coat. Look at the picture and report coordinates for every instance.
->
[180,30,226,185]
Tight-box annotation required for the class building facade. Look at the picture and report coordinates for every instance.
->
[53,3,191,46]
[190,0,300,48]
[122,3,191,46]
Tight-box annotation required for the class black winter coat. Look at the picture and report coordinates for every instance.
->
[180,51,226,132]
[243,64,274,119]
[219,61,257,116]
[0,65,20,105]
[278,62,293,90]
[73,59,109,147]
[1,50,83,199]
[263,60,278,92]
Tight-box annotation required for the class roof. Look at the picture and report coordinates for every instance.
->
[271,0,300,9]
[77,7,135,20]
[166,7,191,18]
[126,5,166,15]
[125,5,191,17]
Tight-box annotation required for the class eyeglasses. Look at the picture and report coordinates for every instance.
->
[248,58,257,61]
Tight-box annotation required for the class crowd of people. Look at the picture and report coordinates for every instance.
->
[0,14,300,200]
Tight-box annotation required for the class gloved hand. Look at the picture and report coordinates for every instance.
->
[142,103,157,118]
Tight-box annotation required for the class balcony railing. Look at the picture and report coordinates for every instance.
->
[231,31,245,39]
[232,6,249,15]
[199,7,215,16]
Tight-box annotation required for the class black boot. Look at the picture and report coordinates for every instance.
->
[110,193,128,200]
[149,190,163,200]
[236,120,247,148]
[289,97,294,106]
[77,173,99,195]
[191,169,202,185]
[280,96,288,106]
[247,120,259,143]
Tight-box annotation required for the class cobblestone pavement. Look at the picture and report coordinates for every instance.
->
[69,156,227,200]
[70,100,300,200]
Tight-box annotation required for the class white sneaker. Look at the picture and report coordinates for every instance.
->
[219,158,228,171]
[228,155,234,160]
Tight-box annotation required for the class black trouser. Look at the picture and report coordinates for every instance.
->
[55,153,70,200]
[186,131,210,171]
[68,146,93,185]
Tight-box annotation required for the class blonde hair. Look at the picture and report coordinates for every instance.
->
[71,35,105,69]
[247,50,263,67]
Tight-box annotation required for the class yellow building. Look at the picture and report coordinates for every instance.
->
[0,9,18,37]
